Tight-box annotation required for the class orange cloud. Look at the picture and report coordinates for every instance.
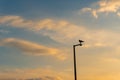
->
[1,15,120,80]
[0,15,120,49]
[0,38,67,60]
[0,16,34,28]
[81,0,120,18]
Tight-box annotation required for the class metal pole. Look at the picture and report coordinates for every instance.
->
[73,40,84,80]
[73,45,77,80]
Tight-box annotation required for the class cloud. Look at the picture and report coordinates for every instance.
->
[81,0,120,18]
[0,68,63,80]
[1,15,120,49]
[0,15,85,43]
[0,16,34,28]
[1,15,120,79]
[0,38,67,60]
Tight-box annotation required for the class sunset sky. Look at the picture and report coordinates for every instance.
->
[1,0,120,80]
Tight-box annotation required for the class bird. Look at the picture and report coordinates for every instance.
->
[79,40,84,46]
[79,40,84,43]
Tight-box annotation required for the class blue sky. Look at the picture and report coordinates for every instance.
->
[0,0,98,18]
[1,0,120,80]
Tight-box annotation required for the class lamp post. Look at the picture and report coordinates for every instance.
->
[73,40,84,80]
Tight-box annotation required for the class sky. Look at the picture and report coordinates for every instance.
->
[1,0,120,80]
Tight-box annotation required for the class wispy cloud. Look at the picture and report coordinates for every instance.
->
[1,15,120,49]
[0,38,67,60]
[0,15,86,43]
[0,16,34,28]
[0,68,63,80]
[81,0,120,18]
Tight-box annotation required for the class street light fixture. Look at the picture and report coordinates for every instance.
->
[73,40,84,80]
